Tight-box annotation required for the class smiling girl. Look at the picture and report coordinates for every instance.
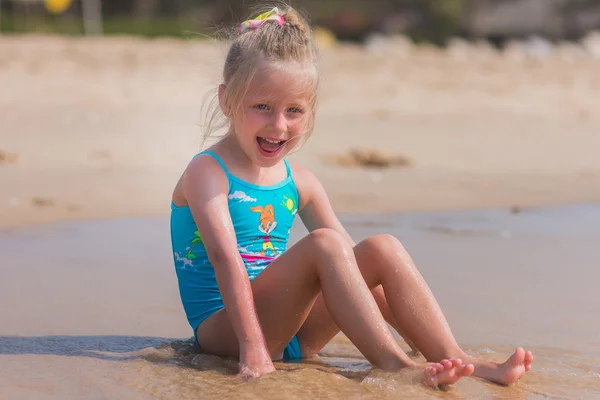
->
[169,4,532,388]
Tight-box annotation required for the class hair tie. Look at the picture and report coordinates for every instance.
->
[238,7,284,34]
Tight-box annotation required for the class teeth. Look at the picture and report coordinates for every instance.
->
[262,138,283,144]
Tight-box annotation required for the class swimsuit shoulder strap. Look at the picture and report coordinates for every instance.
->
[198,150,232,178]
[283,158,292,178]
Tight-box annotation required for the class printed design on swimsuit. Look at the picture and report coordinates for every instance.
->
[174,228,208,269]
[250,204,278,256]
[237,244,275,269]
[185,230,204,259]
[237,202,284,268]
[228,190,257,203]
[173,251,193,268]
[281,194,297,216]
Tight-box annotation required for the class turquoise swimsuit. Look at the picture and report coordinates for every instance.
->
[170,151,302,360]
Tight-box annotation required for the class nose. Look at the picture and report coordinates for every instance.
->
[270,110,287,132]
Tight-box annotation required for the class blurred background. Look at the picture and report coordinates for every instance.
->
[2,0,600,44]
[1,0,600,227]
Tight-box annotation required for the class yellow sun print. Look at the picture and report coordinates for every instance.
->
[281,195,297,215]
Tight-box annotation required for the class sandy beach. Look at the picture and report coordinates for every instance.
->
[1,35,600,399]
[2,205,600,399]
[1,35,600,228]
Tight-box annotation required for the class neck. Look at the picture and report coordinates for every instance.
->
[221,134,252,166]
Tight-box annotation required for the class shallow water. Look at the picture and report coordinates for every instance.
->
[1,204,599,399]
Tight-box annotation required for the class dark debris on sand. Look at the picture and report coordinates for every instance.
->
[333,148,414,169]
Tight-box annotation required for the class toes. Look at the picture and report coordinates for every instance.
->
[423,368,439,388]
[525,351,534,366]
[450,358,463,367]
[508,347,526,366]
[433,363,445,373]
[423,361,473,388]
[461,363,475,377]
[515,347,525,357]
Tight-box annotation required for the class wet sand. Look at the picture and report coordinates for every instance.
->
[1,204,599,399]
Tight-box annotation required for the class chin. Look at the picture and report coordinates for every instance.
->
[252,153,286,168]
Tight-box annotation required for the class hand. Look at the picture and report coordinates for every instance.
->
[238,347,276,379]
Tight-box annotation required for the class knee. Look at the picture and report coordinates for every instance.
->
[306,228,353,258]
[358,234,410,264]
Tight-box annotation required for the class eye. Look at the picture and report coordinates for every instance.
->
[254,104,270,111]
[287,107,303,114]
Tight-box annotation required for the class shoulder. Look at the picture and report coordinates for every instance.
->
[288,161,326,210]
[288,161,321,188]
[186,152,225,176]
[182,153,230,202]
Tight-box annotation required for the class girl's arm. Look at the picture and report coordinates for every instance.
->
[292,163,355,246]
[183,155,274,377]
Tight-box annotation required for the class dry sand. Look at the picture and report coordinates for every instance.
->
[1,34,600,229]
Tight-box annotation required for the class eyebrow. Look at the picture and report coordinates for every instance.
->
[247,87,311,103]
[248,96,308,106]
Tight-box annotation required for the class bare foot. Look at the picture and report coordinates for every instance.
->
[469,347,533,385]
[421,359,475,388]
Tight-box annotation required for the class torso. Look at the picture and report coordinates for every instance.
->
[170,151,300,274]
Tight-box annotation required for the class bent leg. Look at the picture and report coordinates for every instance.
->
[298,234,532,385]
[196,229,472,386]
[300,285,419,356]
[372,286,420,355]
[197,229,411,368]
[298,234,437,357]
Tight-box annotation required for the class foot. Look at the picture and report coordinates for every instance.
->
[421,358,474,388]
[469,347,533,385]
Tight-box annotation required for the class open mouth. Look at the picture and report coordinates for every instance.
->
[256,137,287,156]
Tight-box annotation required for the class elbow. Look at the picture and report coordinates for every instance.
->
[206,246,240,271]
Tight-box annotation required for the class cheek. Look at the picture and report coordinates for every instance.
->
[243,112,265,129]
[288,115,308,133]
[234,111,262,136]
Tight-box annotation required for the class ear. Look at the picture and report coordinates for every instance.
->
[250,206,264,213]
[218,84,230,117]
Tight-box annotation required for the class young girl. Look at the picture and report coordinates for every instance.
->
[170,5,533,388]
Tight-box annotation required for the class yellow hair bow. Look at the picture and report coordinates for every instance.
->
[238,7,285,34]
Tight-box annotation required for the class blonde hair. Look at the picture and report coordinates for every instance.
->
[200,4,319,150]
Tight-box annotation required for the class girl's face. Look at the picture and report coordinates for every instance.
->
[222,62,314,167]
